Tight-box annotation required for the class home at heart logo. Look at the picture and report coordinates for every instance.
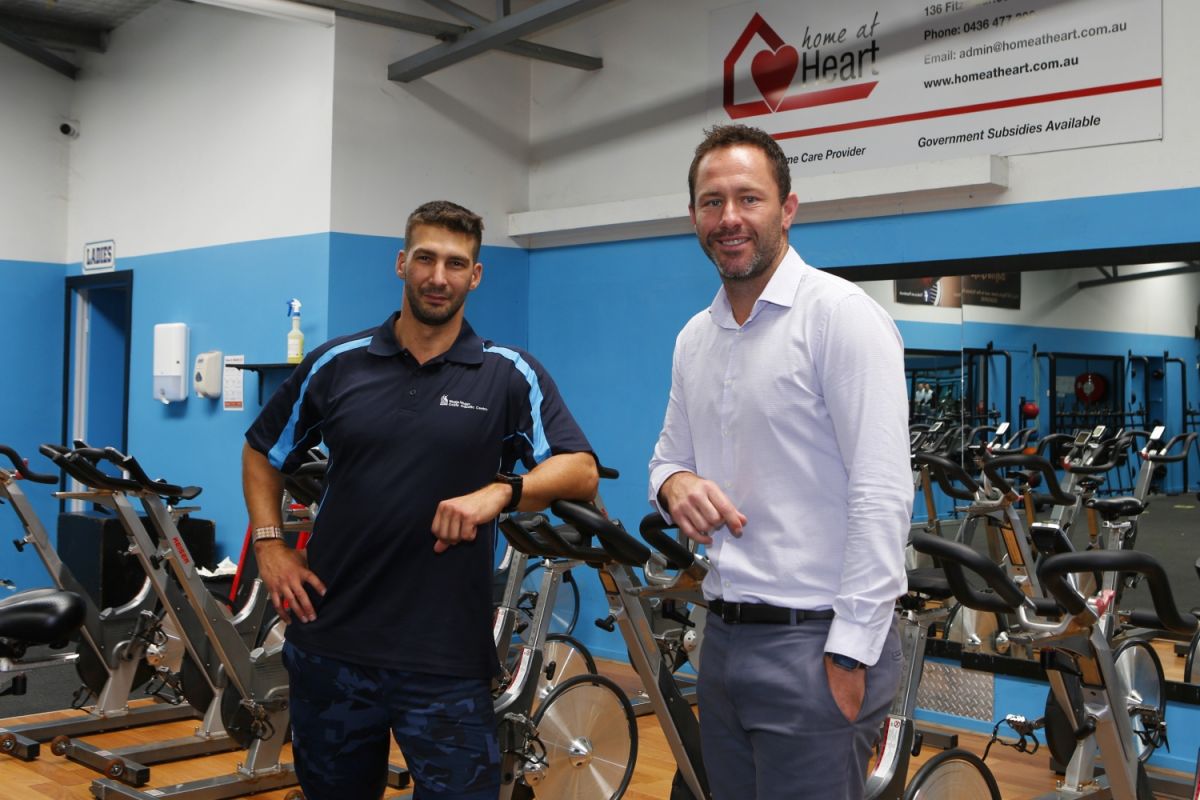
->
[724,12,881,120]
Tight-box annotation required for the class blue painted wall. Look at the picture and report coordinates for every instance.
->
[0,260,66,590]
[108,235,331,566]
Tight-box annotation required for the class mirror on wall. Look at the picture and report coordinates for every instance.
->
[850,260,1200,691]
[933,259,1200,687]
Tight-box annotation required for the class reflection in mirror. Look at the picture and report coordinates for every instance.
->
[960,262,1200,687]
[856,279,965,557]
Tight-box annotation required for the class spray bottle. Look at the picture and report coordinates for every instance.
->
[286,298,304,364]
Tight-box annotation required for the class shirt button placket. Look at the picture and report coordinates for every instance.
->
[721,333,736,476]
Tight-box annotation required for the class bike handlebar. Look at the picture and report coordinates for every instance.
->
[1144,432,1197,464]
[910,533,1030,614]
[0,445,58,484]
[1062,435,1130,475]
[637,512,694,570]
[551,500,650,567]
[38,444,202,500]
[39,444,144,492]
[1037,550,1198,636]
[1035,433,1074,460]
[982,454,1075,506]
[913,452,980,501]
[99,447,202,500]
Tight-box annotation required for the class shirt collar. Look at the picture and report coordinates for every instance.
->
[708,246,809,329]
[368,311,485,365]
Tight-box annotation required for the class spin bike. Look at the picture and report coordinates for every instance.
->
[913,532,1198,799]
[510,501,711,800]
[0,444,202,764]
[493,511,638,799]
[39,444,319,799]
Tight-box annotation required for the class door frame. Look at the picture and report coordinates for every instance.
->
[60,271,134,502]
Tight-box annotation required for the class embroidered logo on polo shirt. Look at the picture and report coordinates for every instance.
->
[439,394,488,412]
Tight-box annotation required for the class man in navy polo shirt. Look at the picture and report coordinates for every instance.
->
[242,200,598,799]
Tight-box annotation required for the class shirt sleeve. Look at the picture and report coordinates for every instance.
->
[647,330,696,521]
[502,351,593,472]
[244,351,327,474]
[818,294,913,665]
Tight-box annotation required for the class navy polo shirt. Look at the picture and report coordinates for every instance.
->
[245,312,592,678]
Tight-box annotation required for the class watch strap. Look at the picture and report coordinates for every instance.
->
[495,473,523,513]
[252,525,285,544]
[827,653,865,671]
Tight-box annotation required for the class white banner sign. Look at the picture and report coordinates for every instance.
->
[709,0,1162,175]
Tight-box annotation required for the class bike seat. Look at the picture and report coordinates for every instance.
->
[0,588,86,657]
[1085,496,1146,521]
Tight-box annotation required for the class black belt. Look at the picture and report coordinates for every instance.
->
[708,599,835,625]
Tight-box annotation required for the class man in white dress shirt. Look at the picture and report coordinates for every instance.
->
[649,124,913,799]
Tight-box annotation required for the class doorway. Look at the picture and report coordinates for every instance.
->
[61,273,133,508]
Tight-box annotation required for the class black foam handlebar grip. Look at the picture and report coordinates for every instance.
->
[1063,436,1129,475]
[983,454,1075,506]
[0,445,57,484]
[1145,432,1197,464]
[551,500,650,567]
[99,447,201,500]
[1037,550,1198,636]
[910,533,1028,613]
[638,512,694,570]
[913,452,980,501]
[38,444,142,492]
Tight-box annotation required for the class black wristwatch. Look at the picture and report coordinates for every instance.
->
[494,472,523,513]
[827,653,865,671]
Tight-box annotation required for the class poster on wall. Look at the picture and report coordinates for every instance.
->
[895,276,962,307]
[895,272,1020,307]
[709,0,1162,177]
[962,272,1021,308]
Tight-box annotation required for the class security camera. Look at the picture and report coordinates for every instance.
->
[59,122,79,139]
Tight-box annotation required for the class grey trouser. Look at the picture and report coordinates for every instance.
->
[697,615,902,800]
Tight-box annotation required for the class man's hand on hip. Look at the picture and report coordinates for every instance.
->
[659,472,747,545]
[256,540,326,624]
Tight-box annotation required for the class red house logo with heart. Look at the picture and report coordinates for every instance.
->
[724,13,878,120]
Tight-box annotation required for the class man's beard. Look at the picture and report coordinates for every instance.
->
[405,282,464,326]
[701,224,784,282]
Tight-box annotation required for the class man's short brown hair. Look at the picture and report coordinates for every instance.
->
[688,124,791,205]
[404,201,485,260]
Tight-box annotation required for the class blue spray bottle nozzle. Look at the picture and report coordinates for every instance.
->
[287,298,302,317]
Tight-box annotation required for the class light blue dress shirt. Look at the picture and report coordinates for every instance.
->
[649,247,913,665]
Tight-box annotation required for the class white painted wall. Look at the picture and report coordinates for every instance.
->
[964,265,1200,337]
[330,14,531,245]
[65,2,335,259]
[0,45,74,263]
[861,265,1200,338]
[528,0,1200,224]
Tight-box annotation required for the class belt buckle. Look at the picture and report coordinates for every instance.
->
[721,602,740,624]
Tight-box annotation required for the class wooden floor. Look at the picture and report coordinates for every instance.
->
[0,655,1193,799]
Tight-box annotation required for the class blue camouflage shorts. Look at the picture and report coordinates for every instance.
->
[283,641,500,799]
